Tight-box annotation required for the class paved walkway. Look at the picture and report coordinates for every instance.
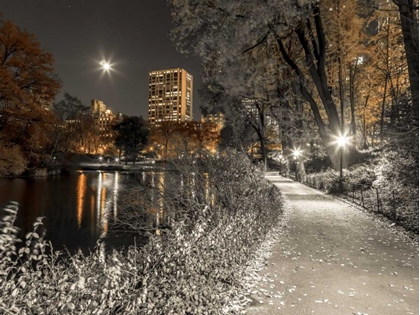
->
[246,173,418,315]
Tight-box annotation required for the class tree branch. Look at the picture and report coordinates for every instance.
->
[306,18,320,62]
[242,32,269,54]
[312,4,326,73]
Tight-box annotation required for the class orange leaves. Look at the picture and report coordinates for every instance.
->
[149,121,221,159]
[0,19,60,105]
[0,17,61,169]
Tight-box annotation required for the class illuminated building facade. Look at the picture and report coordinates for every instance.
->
[201,112,224,131]
[91,99,123,139]
[148,68,193,126]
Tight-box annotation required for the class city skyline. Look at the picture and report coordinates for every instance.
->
[0,0,203,118]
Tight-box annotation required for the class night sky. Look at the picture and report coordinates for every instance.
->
[0,0,203,118]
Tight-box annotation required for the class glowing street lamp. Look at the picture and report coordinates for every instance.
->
[292,149,302,159]
[292,148,302,181]
[336,135,349,148]
[334,134,350,192]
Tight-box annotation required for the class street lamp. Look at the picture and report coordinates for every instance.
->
[334,134,349,192]
[292,149,302,181]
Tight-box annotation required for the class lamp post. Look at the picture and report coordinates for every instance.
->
[292,149,302,181]
[336,135,349,192]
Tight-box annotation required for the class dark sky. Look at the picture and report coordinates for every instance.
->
[0,0,203,118]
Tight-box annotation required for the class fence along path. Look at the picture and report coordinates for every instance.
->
[302,175,417,233]
[246,173,418,315]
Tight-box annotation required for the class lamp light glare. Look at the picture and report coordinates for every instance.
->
[292,149,301,158]
[337,136,349,147]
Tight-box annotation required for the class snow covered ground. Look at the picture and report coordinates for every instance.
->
[245,173,418,315]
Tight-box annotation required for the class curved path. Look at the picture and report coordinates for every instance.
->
[246,173,418,315]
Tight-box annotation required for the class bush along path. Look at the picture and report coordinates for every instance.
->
[0,151,284,314]
[246,173,418,315]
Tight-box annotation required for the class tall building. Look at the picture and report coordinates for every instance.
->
[91,99,123,139]
[91,99,107,113]
[148,68,193,126]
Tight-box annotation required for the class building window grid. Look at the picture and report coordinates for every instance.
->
[148,69,192,124]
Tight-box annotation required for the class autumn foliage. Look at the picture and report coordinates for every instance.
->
[170,0,417,169]
[0,17,61,176]
[149,121,220,160]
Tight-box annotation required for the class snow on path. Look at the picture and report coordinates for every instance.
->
[246,174,418,315]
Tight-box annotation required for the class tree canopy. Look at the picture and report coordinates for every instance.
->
[170,0,418,169]
[52,93,96,155]
[113,116,149,163]
[0,17,61,174]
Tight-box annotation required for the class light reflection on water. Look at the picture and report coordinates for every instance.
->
[0,171,163,253]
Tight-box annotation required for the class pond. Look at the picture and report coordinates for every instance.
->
[0,171,163,254]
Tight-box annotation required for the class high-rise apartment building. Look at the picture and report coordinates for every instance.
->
[91,99,123,139]
[148,68,193,126]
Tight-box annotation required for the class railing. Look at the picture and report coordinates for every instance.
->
[343,184,398,222]
[302,176,399,223]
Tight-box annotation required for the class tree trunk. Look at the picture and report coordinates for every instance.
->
[349,61,358,138]
[337,0,346,135]
[274,5,342,170]
[380,73,389,144]
[380,18,391,144]
[254,102,267,170]
[394,0,419,119]
[338,59,345,132]
[362,91,371,148]
[50,126,62,161]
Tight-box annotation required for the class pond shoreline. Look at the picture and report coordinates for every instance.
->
[2,161,168,179]
[0,169,166,254]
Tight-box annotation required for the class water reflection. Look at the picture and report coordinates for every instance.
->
[73,172,122,240]
[0,171,133,253]
[150,172,165,235]
[0,170,207,253]
[113,172,119,222]
[76,173,86,228]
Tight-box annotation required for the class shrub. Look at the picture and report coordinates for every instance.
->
[372,150,419,233]
[346,147,377,167]
[0,145,26,177]
[346,163,376,189]
[304,168,341,194]
[0,149,283,314]
[304,155,333,173]
[303,149,418,234]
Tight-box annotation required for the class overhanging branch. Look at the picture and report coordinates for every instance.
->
[242,32,269,54]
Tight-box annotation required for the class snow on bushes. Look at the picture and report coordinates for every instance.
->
[303,150,418,234]
[0,150,283,314]
[372,150,418,233]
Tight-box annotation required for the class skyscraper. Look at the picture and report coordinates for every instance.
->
[91,99,122,139]
[148,68,193,126]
